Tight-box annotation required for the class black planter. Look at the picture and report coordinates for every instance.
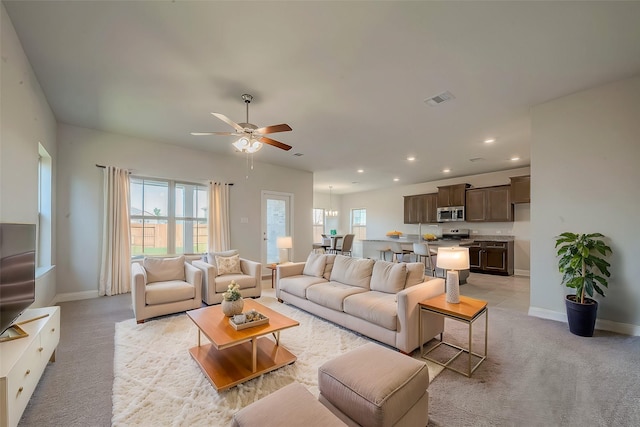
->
[565,295,598,337]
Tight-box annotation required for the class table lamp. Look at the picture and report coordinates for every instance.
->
[276,236,293,264]
[436,247,470,304]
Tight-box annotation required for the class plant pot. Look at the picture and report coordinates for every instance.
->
[565,295,598,337]
[221,298,244,317]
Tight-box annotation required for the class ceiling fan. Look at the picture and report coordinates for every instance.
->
[191,94,292,153]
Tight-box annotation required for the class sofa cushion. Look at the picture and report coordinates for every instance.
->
[279,275,328,299]
[370,261,407,294]
[323,254,337,280]
[214,274,256,293]
[405,262,426,288]
[143,256,186,283]
[206,250,239,267]
[145,280,194,305]
[329,256,375,289]
[343,291,398,331]
[302,252,327,278]
[216,254,242,276]
[306,281,368,312]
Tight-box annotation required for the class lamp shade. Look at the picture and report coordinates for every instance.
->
[276,236,293,249]
[436,247,470,270]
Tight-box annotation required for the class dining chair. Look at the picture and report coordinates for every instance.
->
[336,234,355,256]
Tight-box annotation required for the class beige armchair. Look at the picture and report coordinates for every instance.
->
[192,250,262,305]
[131,255,203,324]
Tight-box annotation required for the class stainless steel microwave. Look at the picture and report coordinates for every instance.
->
[437,206,465,222]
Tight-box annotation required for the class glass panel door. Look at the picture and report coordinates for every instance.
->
[261,191,293,265]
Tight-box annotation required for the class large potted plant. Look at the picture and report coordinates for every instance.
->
[555,232,612,337]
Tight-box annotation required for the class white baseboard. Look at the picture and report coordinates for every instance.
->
[528,306,640,336]
[52,290,100,304]
[514,269,530,277]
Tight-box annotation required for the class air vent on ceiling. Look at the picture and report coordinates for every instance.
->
[469,157,485,162]
[425,91,455,106]
[293,152,304,157]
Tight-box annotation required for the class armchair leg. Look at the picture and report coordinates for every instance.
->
[137,320,145,324]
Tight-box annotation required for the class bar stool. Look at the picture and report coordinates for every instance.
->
[413,242,438,276]
[389,242,413,263]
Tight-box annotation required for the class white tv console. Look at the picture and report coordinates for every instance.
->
[0,306,60,427]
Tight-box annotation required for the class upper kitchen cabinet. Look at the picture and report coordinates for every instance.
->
[404,193,438,224]
[510,175,530,204]
[437,183,470,207]
[465,185,514,222]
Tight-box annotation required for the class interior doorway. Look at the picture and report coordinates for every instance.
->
[261,191,293,265]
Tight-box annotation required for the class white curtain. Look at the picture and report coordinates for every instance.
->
[208,182,231,251]
[99,166,131,296]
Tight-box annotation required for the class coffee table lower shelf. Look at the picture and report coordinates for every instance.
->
[189,337,296,391]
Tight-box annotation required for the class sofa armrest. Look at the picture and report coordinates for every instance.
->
[240,258,262,288]
[131,262,148,321]
[396,277,446,353]
[192,259,214,303]
[184,262,203,302]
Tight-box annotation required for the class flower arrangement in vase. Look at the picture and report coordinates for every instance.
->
[221,281,244,317]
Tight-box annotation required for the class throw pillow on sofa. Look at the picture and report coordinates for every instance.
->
[405,263,426,287]
[330,255,375,289]
[216,254,242,276]
[370,261,407,293]
[302,252,326,278]
[143,255,186,283]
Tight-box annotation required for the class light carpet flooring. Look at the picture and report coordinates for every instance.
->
[17,273,640,426]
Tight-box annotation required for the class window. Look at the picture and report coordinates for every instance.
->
[37,143,52,269]
[130,177,208,256]
[351,208,366,241]
[312,208,325,243]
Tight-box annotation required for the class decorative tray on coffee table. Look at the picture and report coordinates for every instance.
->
[229,311,270,330]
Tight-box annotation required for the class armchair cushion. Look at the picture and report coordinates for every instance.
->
[143,255,186,283]
[145,280,196,305]
[216,254,242,276]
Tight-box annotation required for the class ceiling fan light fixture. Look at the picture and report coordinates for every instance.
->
[233,137,250,151]
[246,139,263,154]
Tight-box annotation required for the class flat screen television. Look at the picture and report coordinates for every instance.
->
[0,223,36,336]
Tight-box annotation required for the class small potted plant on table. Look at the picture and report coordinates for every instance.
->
[221,281,244,317]
[555,232,612,337]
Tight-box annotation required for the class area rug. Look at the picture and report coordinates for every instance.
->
[112,294,443,426]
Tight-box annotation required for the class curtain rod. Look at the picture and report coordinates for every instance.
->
[96,164,233,185]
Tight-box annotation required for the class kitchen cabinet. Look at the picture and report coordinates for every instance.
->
[510,175,530,204]
[404,193,438,224]
[437,184,469,207]
[462,240,514,276]
[465,185,513,222]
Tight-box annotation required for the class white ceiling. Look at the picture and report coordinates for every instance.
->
[5,1,640,194]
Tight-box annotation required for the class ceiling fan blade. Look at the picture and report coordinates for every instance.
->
[259,136,292,151]
[211,113,244,132]
[190,131,237,136]
[254,123,292,135]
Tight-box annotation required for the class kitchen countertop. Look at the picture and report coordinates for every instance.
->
[362,235,514,246]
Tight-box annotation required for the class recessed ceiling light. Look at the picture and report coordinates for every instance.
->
[510,156,520,161]
[357,169,364,173]
[484,138,495,144]
[393,178,400,182]
[407,156,415,161]
[443,168,451,173]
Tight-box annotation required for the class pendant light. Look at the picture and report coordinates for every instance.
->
[327,186,338,217]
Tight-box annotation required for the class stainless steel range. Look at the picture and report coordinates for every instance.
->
[441,228,470,241]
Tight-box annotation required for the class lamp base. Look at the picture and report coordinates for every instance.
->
[445,270,460,304]
[278,248,289,264]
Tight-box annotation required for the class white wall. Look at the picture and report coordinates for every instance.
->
[1,4,58,306]
[530,75,640,334]
[55,124,313,297]
[320,167,531,272]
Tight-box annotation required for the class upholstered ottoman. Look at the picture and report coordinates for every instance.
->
[232,382,347,427]
[318,342,430,427]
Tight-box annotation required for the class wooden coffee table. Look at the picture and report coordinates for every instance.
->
[187,299,299,391]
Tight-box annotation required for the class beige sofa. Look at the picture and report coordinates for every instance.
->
[192,250,262,305]
[131,255,203,323]
[276,253,445,354]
